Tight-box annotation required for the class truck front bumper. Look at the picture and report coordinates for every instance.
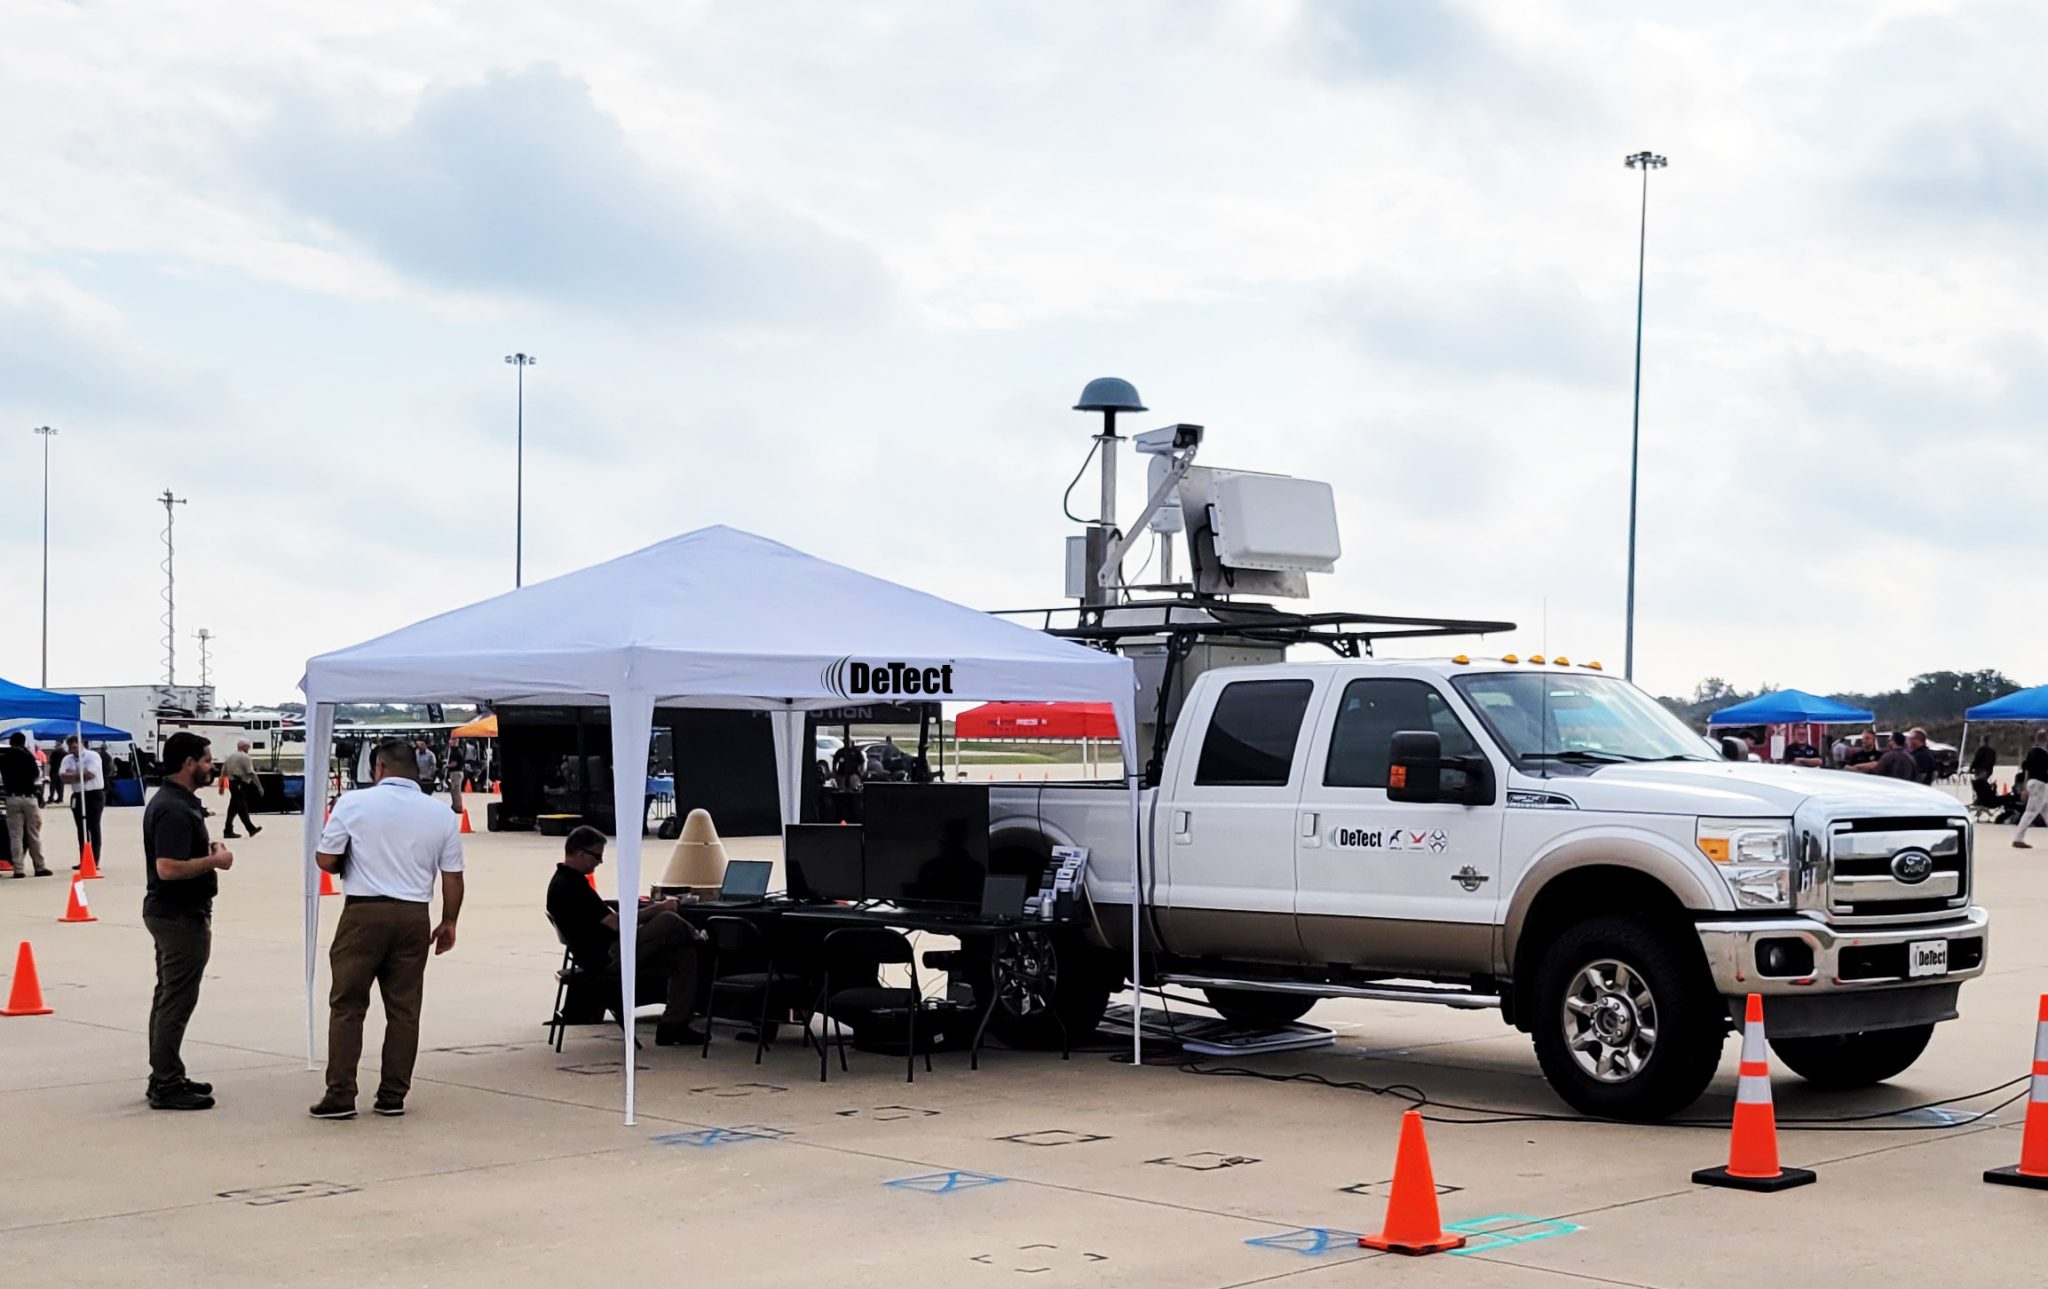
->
[1694,907,1989,1038]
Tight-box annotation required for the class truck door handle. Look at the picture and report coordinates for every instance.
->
[1299,812,1319,837]
[1172,809,1191,840]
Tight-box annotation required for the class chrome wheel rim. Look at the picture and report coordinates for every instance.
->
[993,930,1057,1018]
[1562,958,1658,1083]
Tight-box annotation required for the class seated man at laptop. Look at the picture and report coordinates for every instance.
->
[546,826,709,1046]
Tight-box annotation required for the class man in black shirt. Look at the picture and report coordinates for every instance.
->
[2015,732,2048,849]
[142,732,235,1110]
[545,825,708,1045]
[0,732,49,877]
[1906,729,1939,785]
[1971,739,1998,782]
[1843,733,1882,770]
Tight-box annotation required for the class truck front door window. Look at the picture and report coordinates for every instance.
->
[1193,680,1315,787]
[1324,679,1480,793]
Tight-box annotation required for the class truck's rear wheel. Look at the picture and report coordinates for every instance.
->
[1202,988,1319,1026]
[1530,915,1725,1121]
[979,932,1116,1051]
[1770,1024,1934,1089]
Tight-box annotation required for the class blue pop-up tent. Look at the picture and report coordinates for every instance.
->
[1708,689,1875,727]
[0,678,81,722]
[3,718,130,741]
[1959,686,2048,771]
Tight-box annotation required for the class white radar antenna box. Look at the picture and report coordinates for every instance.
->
[1175,467,1341,597]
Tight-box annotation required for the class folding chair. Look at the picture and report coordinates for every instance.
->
[700,915,814,1064]
[812,925,930,1084]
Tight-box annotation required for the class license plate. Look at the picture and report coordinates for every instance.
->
[1907,939,1949,978]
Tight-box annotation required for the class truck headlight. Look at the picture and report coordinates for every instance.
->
[1697,818,1792,908]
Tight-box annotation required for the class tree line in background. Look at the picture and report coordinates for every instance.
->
[1657,671,2027,755]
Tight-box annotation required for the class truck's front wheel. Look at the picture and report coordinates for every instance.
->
[978,932,1117,1051]
[1530,916,1725,1121]
[1770,1024,1934,1089]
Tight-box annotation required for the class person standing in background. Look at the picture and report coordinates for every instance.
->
[1971,738,1998,783]
[59,734,105,866]
[2012,732,2048,849]
[1906,728,1938,786]
[414,738,439,793]
[0,732,50,878]
[310,738,464,1120]
[447,748,465,818]
[143,732,234,1111]
[220,739,263,839]
[33,742,52,804]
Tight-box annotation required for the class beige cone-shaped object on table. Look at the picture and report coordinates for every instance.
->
[661,808,730,896]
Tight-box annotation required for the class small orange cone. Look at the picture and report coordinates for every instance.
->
[1358,1110,1465,1255]
[76,840,100,880]
[1985,994,2048,1190]
[1694,994,1816,1191]
[2,941,53,1016]
[319,868,340,897]
[58,879,95,924]
[491,780,501,794]
[460,807,474,834]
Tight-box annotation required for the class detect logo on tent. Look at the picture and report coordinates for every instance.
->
[822,657,957,700]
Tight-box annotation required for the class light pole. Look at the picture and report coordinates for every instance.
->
[504,353,537,588]
[159,489,187,685]
[32,425,56,686]
[1622,150,1667,682]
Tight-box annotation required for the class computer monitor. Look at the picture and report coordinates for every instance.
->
[862,783,990,908]
[718,859,773,902]
[784,824,865,903]
[979,872,1027,921]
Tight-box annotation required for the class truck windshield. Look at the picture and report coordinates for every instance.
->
[1451,672,1719,774]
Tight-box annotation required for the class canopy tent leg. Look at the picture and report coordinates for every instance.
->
[768,707,804,828]
[301,702,335,1070]
[607,692,655,1126]
[1128,770,1142,1067]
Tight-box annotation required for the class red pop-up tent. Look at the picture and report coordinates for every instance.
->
[954,701,1120,740]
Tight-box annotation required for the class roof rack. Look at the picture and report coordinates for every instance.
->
[991,597,1516,659]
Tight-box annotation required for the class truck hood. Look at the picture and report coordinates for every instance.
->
[1517,761,1965,818]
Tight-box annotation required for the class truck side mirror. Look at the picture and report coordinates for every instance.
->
[1720,736,1748,762]
[1388,731,1442,802]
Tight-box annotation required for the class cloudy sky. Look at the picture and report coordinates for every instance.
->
[1,1,2038,706]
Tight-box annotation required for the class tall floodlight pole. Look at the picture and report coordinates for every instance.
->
[504,353,537,588]
[159,489,188,685]
[1622,151,1667,682]
[33,426,57,685]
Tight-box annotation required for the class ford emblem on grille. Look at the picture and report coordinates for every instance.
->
[1890,848,1935,884]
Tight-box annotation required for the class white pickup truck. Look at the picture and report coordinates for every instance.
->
[983,656,1987,1119]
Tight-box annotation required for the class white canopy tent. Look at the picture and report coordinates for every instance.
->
[299,525,1141,1122]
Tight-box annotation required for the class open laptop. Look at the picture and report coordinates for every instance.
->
[978,873,1028,924]
[717,859,773,904]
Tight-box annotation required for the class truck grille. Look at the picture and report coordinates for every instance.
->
[1828,817,1969,921]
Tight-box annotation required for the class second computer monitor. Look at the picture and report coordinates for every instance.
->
[784,824,866,903]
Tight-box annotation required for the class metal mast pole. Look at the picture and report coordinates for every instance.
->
[33,426,56,686]
[159,489,187,685]
[505,353,537,588]
[196,628,213,689]
[1622,150,1667,682]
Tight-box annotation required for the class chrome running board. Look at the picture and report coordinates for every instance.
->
[1160,972,1501,1011]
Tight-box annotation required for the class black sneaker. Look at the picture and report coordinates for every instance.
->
[308,1098,357,1120]
[249,825,262,836]
[222,832,239,839]
[180,1078,214,1096]
[373,1097,406,1117]
[148,1085,215,1111]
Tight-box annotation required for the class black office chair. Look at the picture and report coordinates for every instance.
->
[812,926,931,1084]
[700,915,814,1065]
[544,913,664,1052]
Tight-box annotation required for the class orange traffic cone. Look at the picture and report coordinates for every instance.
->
[491,780,501,794]
[459,807,474,834]
[76,840,100,880]
[2,941,53,1016]
[1358,1110,1465,1255]
[58,879,95,924]
[1985,994,2048,1189]
[319,868,340,897]
[1694,994,1816,1190]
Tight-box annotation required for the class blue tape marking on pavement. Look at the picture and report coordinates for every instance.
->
[649,1126,786,1148]
[1444,1214,1581,1256]
[1245,1227,1365,1256]
[884,1170,1008,1194]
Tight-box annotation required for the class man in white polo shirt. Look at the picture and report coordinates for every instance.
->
[59,734,106,866]
[310,738,464,1119]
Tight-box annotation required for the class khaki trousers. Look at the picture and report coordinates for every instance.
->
[325,898,432,1103]
[6,795,44,872]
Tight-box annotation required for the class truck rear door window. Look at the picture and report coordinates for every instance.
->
[1194,679,1315,787]
[1324,678,1480,790]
